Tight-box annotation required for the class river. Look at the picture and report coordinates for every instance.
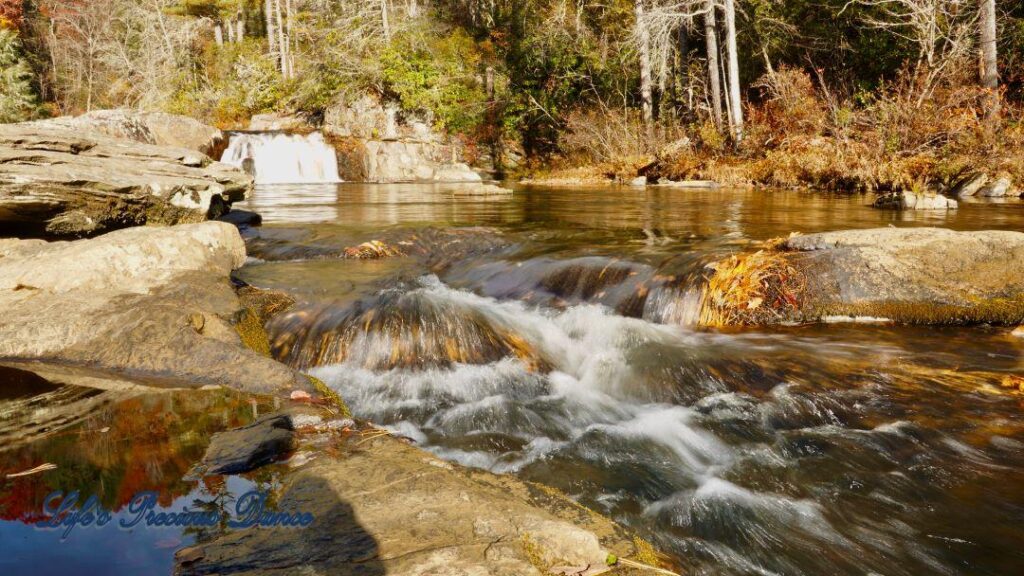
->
[229,183,1024,575]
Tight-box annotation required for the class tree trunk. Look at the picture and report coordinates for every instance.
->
[284,0,294,77]
[264,0,277,61]
[237,19,246,42]
[704,0,723,130]
[274,0,288,77]
[226,20,235,43]
[724,0,743,142]
[635,0,654,137]
[979,0,998,88]
[215,24,224,46]
[381,0,391,41]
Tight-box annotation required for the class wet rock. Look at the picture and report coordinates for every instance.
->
[31,109,227,158]
[0,123,251,237]
[1012,326,1024,338]
[873,191,957,210]
[0,222,310,394]
[628,176,647,187]
[269,289,547,371]
[237,285,296,324]
[217,209,262,229]
[701,228,1024,325]
[200,413,295,474]
[176,434,644,576]
[450,183,514,195]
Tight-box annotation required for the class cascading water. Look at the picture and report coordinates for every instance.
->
[239,183,1024,576]
[220,131,341,184]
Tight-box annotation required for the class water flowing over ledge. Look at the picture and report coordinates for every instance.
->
[221,132,342,185]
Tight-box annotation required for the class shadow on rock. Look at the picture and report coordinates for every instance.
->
[176,474,384,576]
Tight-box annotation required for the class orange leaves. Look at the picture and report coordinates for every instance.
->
[343,240,403,259]
[699,248,806,326]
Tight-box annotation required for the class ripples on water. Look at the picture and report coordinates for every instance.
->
[238,184,1024,575]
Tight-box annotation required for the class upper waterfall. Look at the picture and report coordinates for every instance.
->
[220,131,342,185]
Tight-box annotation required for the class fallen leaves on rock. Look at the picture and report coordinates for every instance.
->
[343,240,403,259]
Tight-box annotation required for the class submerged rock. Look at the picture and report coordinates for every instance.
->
[700,228,1024,325]
[0,122,251,237]
[268,289,546,371]
[0,222,310,394]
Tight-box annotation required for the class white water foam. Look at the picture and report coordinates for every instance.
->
[221,132,341,184]
[311,275,730,479]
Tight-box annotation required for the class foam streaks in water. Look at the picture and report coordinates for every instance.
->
[299,275,1024,576]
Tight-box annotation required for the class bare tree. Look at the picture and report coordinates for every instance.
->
[635,0,654,134]
[979,0,997,88]
[723,0,742,141]
[704,0,723,129]
[265,0,277,63]
[846,0,977,105]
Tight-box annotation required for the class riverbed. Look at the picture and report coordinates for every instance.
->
[231,184,1024,575]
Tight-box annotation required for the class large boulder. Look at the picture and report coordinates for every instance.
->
[699,228,1024,325]
[0,123,251,237]
[0,222,310,394]
[32,109,227,157]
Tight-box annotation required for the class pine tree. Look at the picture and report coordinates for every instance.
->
[0,27,38,123]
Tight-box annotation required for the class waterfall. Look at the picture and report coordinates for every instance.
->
[220,132,341,184]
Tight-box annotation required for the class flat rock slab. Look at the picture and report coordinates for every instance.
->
[177,434,654,576]
[701,227,1024,325]
[0,122,251,237]
[0,222,309,395]
[31,109,227,157]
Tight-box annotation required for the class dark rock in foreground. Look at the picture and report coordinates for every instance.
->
[700,227,1024,325]
[0,122,251,237]
[200,413,295,474]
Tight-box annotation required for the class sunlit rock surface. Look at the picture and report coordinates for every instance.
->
[0,222,308,394]
[0,122,251,237]
[31,109,228,157]
[701,227,1024,325]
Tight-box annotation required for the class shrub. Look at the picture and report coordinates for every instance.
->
[751,66,828,138]
[380,28,489,135]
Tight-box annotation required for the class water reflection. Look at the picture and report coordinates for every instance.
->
[236,184,1024,241]
[0,368,282,575]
